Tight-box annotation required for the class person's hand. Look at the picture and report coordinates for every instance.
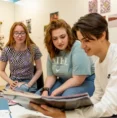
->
[18,83,29,92]
[24,83,30,88]
[41,91,49,97]
[17,82,25,87]
[30,102,66,118]
[9,80,18,90]
[51,88,62,96]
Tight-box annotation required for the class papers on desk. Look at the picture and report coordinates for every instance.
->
[0,110,10,118]
[10,105,52,118]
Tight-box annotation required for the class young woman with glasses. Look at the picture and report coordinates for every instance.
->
[0,22,42,93]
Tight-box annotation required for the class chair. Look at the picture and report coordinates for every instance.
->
[33,66,44,90]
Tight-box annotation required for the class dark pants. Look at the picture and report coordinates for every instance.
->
[112,115,117,117]
[110,115,117,118]
[100,115,117,118]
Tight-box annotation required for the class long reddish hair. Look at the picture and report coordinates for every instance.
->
[6,22,36,63]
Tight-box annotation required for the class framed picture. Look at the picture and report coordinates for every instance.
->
[26,19,31,33]
[100,0,110,14]
[88,0,98,13]
[50,12,59,22]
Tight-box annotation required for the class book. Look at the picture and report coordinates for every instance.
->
[2,89,93,110]
[0,98,12,118]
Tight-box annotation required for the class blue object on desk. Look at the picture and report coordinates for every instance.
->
[0,98,12,118]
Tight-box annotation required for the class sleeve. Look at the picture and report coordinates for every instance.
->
[72,43,92,75]
[66,59,117,118]
[91,63,104,104]
[0,47,8,62]
[47,55,54,76]
[34,46,42,60]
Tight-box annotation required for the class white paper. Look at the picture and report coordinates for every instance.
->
[9,105,52,118]
[0,110,10,118]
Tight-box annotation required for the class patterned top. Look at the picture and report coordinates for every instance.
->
[0,46,42,79]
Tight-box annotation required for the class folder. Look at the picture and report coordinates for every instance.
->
[0,98,12,118]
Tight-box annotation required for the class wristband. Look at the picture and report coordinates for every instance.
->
[40,87,50,94]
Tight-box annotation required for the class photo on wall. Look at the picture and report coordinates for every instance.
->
[0,21,4,51]
[44,25,48,36]
[88,0,98,13]
[50,12,59,22]
[44,12,59,36]
[108,14,117,28]
[100,0,110,14]
[26,19,31,33]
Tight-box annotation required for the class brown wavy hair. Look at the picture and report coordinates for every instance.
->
[44,19,76,59]
[6,22,36,63]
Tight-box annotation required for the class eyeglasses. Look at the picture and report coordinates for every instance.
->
[13,32,26,37]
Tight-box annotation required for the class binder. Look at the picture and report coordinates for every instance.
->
[0,98,12,118]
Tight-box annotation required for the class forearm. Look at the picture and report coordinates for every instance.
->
[57,76,86,92]
[44,76,56,88]
[0,71,13,84]
[28,69,42,87]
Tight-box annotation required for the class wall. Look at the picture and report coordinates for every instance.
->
[0,1,15,85]
[0,0,117,83]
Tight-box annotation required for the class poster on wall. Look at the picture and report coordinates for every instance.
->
[44,12,59,35]
[88,0,98,13]
[100,0,110,14]
[108,14,117,28]
[26,19,31,33]
[50,12,59,22]
[44,25,48,36]
[0,21,4,51]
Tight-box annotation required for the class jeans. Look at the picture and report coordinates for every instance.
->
[6,78,37,93]
[36,74,95,96]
